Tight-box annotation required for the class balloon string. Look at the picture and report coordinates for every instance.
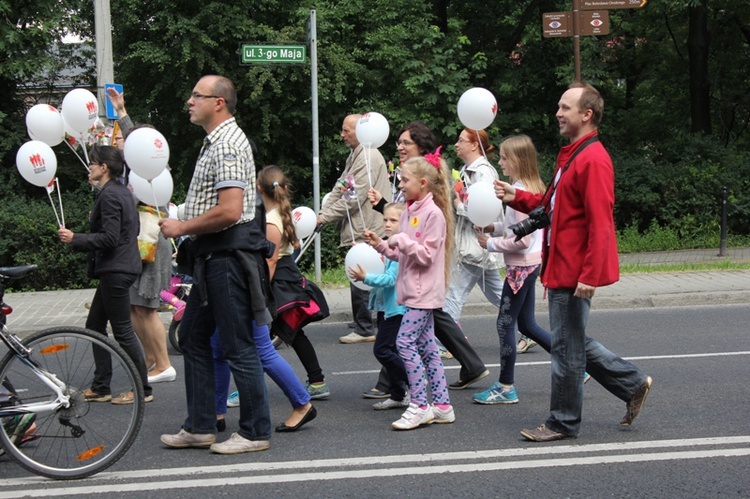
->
[474,129,487,159]
[364,145,373,190]
[355,195,367,232]
[64,139,90,173]
[344,204,356,243]
[80,141,91,171]
[46,188,62,228]
[55,178,66,228]
[149,183,177,252]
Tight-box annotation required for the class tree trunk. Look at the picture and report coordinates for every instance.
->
[688,0,711,135]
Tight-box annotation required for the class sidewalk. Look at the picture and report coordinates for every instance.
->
[4,248,749,333]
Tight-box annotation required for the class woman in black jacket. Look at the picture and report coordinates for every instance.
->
[58,144,153,404]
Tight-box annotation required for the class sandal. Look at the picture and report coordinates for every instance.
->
[517,338,538,354]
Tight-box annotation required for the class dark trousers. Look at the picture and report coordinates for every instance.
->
[350,283,374,336]
[86,272,151,397]
[291,329,325,384]
[373,312,408,401]
[179,255,271,440]
[375,306,486,392]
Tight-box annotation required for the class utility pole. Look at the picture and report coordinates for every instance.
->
[94,0,115,121]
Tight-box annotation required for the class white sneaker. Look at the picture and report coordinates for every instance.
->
[373,396,410,411]
[339,332,376,344]
[209,432,270,454]
[432,404,456,424]
[391,403,434,430]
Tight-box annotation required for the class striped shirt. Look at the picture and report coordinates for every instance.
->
[184,117,255,229]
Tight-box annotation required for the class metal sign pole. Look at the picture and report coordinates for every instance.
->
[309,8,321,282]
[573,0,581,81]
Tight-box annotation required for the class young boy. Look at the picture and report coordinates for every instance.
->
[349,203,409,410]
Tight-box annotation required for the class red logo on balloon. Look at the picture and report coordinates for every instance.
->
[293,210,302,222]
[492,103,498,115]
[29,153,45,168]
[85,101,97,114]
[154,138,163,149]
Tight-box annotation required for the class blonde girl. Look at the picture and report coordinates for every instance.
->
[364,151,456,430]
[473,135,553,405]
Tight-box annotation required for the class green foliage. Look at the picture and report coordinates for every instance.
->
[0,172,96,291]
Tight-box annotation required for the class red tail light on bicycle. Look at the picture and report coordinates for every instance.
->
[1,304,12,316]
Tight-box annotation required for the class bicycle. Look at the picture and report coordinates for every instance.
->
[0,265,144,480]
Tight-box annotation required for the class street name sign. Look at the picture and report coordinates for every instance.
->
[581,0,647,10]
[241,44,306,64]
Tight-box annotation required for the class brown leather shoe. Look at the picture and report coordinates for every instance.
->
[520,424,575,442]
[621,376,653,426]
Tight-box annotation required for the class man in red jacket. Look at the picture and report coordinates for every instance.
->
[494,82,652,442]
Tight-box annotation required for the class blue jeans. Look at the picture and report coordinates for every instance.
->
[497,267,551,385]
[212,322,310,413]
[179,254,271,441]
[546,288,647,436]
[444,262,504,322]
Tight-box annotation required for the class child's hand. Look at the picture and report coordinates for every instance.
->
[363,229,381,247]
[473,224,494,233]
[476,231,489,249]
[367,188,382,207]
[348,263,367,282]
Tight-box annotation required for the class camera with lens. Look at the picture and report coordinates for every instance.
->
[508,206,550,241]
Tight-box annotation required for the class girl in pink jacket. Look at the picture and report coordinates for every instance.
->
[364,151,456,430]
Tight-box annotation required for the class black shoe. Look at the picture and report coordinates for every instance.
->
[362,388,390,399]
[275,405,317,432]
[448,369,490,390]
[216,419,226,432]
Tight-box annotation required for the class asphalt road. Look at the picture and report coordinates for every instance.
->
[1,304,749,498]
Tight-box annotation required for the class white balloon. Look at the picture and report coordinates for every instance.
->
[177,203,187,221]
[26,104,65,146]
[129,169,173,207]
[465,181,503,227]
[292,206,317,240]
[321,192,332,209]
[16,140,57,187]
[167,203,178,219]
[457,88,497,130]
[355,112,390,149]
[345,243,385,291]
[124,128,170,181]
[61,88,98,134]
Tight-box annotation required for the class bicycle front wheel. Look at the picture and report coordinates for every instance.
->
[0,327,144,479]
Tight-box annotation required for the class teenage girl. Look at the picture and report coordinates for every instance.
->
[364,152,456,430]
[216,166,319,433]
[473,135,552,404]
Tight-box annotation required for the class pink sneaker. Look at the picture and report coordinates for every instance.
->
[173,302,186,322]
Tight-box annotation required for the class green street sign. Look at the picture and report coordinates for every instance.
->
[241,44,306,64]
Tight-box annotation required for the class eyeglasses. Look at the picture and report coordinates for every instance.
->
[456,137,471,144]
[396,140,414,147]
[191,92,221,100]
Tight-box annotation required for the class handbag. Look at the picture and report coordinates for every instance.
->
[137,205,164,263]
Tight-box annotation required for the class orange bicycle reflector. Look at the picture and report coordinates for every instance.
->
[77,445,105,461]
[39,344,71,354]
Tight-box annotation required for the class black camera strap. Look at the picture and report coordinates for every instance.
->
[540,135,600,210]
